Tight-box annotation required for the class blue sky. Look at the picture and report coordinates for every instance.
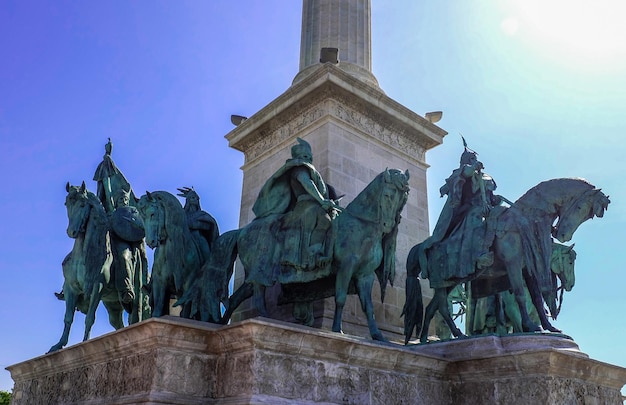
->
[1,1,625,392]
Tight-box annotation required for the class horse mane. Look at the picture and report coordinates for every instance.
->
[346,169,409,223]
[516,178,595,207]
[149,191,198,285]
[85,190,108,227]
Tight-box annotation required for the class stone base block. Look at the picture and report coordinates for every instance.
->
[7,317,626,404]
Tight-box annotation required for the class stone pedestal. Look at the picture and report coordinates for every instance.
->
[8,317,626,404]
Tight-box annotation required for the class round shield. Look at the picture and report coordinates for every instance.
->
[111,206,145,242]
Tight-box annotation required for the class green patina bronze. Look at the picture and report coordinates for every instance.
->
[49,140,150,352]
[49,183,147,352]
[178,139,410,341]
[94,139,150,321]
[467,242,577,336]
[403,143,610,344]
[137,190,209,318]
[177,186,220,264]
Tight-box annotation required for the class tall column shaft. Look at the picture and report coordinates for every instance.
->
[294,0,379,87]
[300,0,371,71]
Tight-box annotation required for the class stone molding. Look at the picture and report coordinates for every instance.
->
[8,317,626,404]
[226,64,446,167]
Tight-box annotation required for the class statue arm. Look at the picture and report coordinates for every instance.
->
[293,167,332,209]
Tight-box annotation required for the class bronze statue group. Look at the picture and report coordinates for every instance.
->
[49,137,609,352]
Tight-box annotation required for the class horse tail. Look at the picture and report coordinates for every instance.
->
[175,229,240,322]
[402,243,424,344]
[209,229,240,301]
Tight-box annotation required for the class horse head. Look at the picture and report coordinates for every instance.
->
[547,243,577,320]
[65,181,91,239]
[138,191,167,249]
[551,243,576,292]
[553,188,610,242]
[380,169,410,233]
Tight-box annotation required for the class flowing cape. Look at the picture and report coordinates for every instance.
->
[252,159,327,218]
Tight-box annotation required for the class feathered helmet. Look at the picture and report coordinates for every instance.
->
[459,136,478,165]
[177,186,199,200]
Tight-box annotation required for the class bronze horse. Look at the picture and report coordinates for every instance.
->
[404,178,609,343]
[49,183,126,352]
[466,242,577,336]
[137,191,205,318]
[184,169,410,341]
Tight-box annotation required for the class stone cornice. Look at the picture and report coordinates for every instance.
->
[225,63,447,164]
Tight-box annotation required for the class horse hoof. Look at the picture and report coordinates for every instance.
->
[372,333,388,342]
[47,345,62,353]
[523,323,542,333]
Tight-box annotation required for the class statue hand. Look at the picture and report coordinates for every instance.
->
[321,199,333,211]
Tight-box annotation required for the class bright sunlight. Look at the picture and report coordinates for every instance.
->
[501,0,626,68]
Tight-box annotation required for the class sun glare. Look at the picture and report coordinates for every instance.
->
[502,0,626,67]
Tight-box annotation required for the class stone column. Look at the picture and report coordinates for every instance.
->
[294,0,379,87]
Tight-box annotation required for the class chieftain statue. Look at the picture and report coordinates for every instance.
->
[403,139,610,344]
[50,140,150,352]
[178,138,410,341]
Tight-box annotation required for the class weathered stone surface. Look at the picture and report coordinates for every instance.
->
[8,317,626,404]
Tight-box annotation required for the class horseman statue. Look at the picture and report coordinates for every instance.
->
[404,137,609,343]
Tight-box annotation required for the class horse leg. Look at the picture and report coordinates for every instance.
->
[83,283,105,341]
[502,291,523,333]
[525,273,561,333]
[355,273,386,342]
[437,286,465,339]
[48,284,77,353]
[150,276,168,318]
[252,284,268,317]
[507,264,541,332]
[419,287,464,342]
[419,290,441,343]
[332,262,353,334]
[221,282,253,324]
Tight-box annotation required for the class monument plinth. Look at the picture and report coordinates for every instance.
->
[8,317,626,404]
